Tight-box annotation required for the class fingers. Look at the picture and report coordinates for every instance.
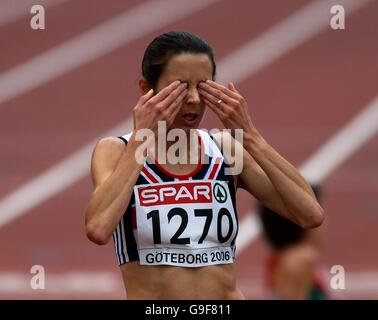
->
[138,88,154,105]
[228,82,240,94]
[149,80,182,104]
[199,80,241,101]
[166,86,189,125]
[139,81,187,127]
[209,80,239,97]
[198,84,239,108]
[159,82,188,109]
[167,95,185,125]
[198,87,235,108]
[201,96,224,119]
[166,86,187,114]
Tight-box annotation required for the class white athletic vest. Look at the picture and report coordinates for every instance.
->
[113,129,239,268]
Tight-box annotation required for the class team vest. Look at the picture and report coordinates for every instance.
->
[112,129,239,268]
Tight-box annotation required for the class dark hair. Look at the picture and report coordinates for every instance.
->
[141,31,216,89]
[259,184,322,249]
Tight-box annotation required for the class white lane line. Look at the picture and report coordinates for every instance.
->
[217,0,373,83]
[0,0,69,28]
[236,96,378,252]
[1,271,378,296]
[0,120,132,227]
[301,98,378,183]
[0,271,123,294]
[225,0,376,251]
[239,271,378,298]
[0,0,373,229]
[0,0,220,106]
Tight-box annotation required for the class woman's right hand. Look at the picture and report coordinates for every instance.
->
[133,80,188,133]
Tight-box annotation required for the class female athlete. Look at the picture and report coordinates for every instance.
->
[84,31,324,300]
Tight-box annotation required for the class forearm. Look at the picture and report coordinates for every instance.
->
[86,136,144,242]
[244,129,323,228]
[244,128,315,198]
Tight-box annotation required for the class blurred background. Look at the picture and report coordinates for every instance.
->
[0,0,377,299]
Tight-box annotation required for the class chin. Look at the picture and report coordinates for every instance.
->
[170,120,201,131]
[168,126,195,136]
[183,121,202,132]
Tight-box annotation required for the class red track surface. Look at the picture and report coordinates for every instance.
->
[0,0,377,299]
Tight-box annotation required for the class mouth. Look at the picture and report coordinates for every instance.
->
[181,113,199,127]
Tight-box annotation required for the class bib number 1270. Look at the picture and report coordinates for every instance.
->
[147,207,234,245]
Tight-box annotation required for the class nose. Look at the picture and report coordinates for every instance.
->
[186,87,201,105]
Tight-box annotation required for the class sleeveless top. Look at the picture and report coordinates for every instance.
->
[112,129,239,268]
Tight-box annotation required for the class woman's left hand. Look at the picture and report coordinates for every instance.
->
[198,80,256,137]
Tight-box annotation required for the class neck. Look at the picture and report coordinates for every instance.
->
[152,129,200,165]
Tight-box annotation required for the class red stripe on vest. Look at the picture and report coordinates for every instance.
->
[142,167,159,183]
[208,158,221,179]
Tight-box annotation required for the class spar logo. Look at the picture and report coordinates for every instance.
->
[138,181,213,206]
[213,183,227,203]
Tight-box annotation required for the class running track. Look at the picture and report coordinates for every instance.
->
[0,0,377,299]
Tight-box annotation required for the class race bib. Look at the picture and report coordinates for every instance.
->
[134,180,238,267]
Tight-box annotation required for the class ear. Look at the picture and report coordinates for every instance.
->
[138,77,151,95]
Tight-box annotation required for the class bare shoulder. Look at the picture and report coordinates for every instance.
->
[90,136,127,189]
[92,136,126,162]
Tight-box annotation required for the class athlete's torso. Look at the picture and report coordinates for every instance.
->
[120,261,244,299]
[112,129,242,299]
